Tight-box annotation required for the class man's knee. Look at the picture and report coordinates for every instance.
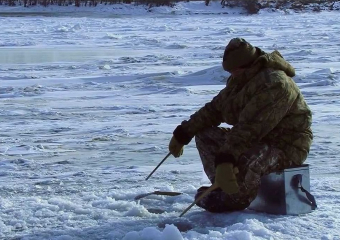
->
[195,127,229,145]
[195,127,214,141]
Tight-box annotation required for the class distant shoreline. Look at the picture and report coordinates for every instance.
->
[0,1,339,15]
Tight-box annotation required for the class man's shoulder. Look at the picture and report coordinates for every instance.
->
[252,67,288,84]
[251,68,298,92]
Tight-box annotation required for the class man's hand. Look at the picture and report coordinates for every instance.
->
[215,162,239,194]
[169,135,184,158]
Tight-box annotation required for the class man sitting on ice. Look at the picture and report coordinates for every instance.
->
[168,38,313,212]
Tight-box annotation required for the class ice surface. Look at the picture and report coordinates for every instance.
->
[0,2,340,240]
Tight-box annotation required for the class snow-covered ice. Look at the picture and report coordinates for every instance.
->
[0,2,340,240]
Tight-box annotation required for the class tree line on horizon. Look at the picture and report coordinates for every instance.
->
[0,0,338,14]
[2,0,182,7]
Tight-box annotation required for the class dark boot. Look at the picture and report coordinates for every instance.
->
[195,186,250,213]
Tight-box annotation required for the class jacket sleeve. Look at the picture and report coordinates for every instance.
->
[215,77,298,166]
[173,88,225,145]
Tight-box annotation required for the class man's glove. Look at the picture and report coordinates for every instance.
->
[214,162,239,194]
[169,135,184,158]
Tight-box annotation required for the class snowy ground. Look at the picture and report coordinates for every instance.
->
[1,2,340,240]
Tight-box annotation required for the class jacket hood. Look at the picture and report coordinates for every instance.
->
[254,50,295,77]
[226,49,295,89]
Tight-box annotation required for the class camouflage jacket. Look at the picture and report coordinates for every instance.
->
[174,50,313,166]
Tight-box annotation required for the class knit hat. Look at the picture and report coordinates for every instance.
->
[222,38,258,72]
